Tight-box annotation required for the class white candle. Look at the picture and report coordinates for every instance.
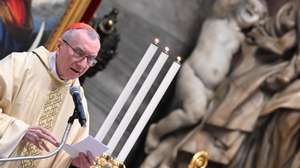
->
[106,52,169,154]
[117,62,181,161]
[95,43,158,141]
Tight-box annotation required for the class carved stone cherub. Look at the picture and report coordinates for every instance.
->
[142,0,267,167]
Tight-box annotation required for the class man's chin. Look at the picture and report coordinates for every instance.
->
[62,74,81,81]
[69,75,81,80]
[62,71,86,80]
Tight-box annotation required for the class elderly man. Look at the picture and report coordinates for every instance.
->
[0,22,100,168]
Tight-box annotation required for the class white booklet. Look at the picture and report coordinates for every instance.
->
[63,136,108,158]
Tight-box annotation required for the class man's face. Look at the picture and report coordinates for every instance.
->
[56,31,100,80]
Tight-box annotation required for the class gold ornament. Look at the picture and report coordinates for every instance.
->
[188,151,208,168]
[90,154,126,168]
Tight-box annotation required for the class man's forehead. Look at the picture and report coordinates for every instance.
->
[72,40,99,55]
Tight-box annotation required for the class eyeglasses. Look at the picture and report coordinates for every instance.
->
[63,39,98,66]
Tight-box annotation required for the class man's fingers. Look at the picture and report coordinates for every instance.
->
[39,141,50,152]
[34,140,49,152]
[30,127,59,142]
[29,127,59,147]
[24,127,60,152]
[24,131,50,151]
[79,152,90,168]
[31,127,59,144]
[34,140,43,150]
[40,134,59,147]
[71,152,94,168]
[86,151,95,165]
[25,131,40,145]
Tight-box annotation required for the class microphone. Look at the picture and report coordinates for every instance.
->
[70,86,86,127]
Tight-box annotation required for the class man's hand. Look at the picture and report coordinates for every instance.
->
[22,126,59,152]
[71,151,95,168]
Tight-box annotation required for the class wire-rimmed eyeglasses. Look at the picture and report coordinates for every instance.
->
[63,39,98,66]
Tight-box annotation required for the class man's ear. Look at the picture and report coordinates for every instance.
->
[56,39,63,49]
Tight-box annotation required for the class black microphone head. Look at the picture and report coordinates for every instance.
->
[69,86,86,127]
[70,86,80,95]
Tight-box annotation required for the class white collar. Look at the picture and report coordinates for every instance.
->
[49,52,60,79]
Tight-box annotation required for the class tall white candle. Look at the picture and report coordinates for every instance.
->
[106,52,169,154]
[95,44,158,141]
[117,62,181,161]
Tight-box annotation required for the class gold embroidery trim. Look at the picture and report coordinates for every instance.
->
[19,87,67,168]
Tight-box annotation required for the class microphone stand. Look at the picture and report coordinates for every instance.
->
[0,109,82,162]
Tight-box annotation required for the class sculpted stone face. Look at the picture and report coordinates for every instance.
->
[236,0,267,28]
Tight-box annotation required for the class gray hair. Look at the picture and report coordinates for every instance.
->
[62,28,100,42]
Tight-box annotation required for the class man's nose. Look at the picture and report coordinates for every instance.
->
[76,57,89,68]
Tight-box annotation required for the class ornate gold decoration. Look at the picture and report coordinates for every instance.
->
[90,154,126,168]
[19,87,67,168]
[19,144,40,168]
[188,151,208,168]
[38,87,67,129]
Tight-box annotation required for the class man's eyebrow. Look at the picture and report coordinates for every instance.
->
[74,47,85,54]
[74,47,97,57]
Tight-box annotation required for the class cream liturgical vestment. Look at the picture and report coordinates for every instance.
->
[0,46,89,168]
